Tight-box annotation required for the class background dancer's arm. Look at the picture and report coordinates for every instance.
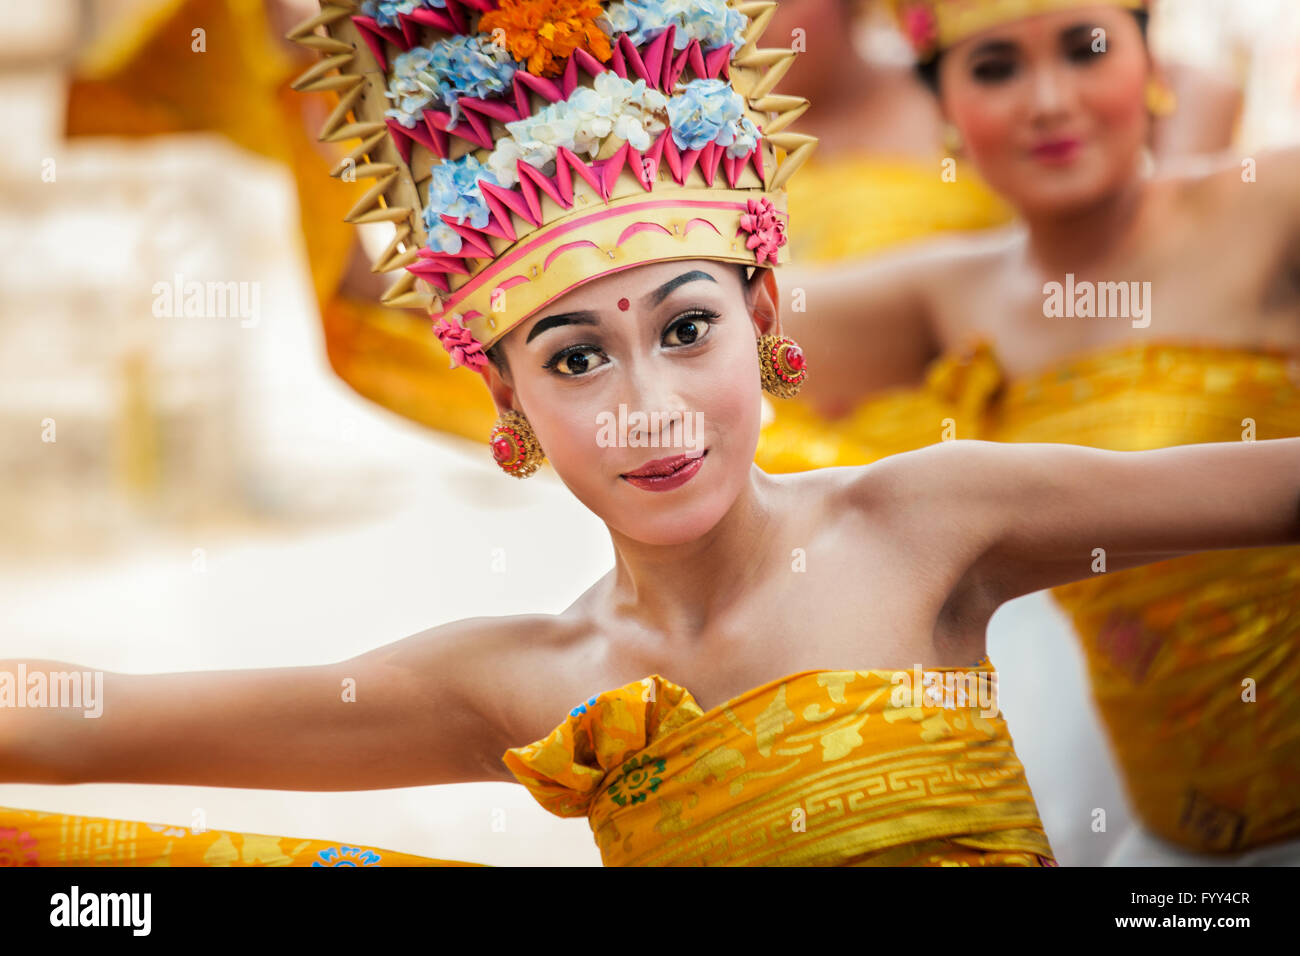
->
[0,615,528,790]
[777,248,946,417]
[874,438,1300,606]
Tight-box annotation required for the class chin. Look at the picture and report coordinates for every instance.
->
[1006,159,1128,216]
[604,452,748,545]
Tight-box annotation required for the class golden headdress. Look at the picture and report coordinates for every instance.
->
[888,0,1147,62]
[286,0,817,378]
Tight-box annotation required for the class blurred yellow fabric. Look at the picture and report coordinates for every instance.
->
[65,0,497,448]
[0,804,480,866]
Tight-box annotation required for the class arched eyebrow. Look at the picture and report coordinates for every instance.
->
[524,269,719,343]
[966,39,1018,63]
[646,269,717,307]
[967,21,1099,63]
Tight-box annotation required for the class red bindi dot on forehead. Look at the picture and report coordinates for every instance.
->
[617,297,630,311]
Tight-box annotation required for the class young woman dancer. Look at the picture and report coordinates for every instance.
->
[777,0,1300,861]
[2,0,1297,867]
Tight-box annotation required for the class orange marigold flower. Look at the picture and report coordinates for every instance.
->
[478,0,613,78]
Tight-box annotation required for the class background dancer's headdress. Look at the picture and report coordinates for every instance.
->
[287,0,818,378]
[888,0,1147,62]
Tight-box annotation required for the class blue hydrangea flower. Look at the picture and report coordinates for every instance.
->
[360,0,447,30]
[667,78,759,156]
[384,46,439,128]
[600,0,748,51]
[423,35,519,126]
[384,36,519,130]
[422,154,500,255]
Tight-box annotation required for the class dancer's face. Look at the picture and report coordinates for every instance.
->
[487,259,780,546]
[937,6,1150,215]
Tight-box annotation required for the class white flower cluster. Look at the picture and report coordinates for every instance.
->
[599,0,749,52]
[485,72,669,188]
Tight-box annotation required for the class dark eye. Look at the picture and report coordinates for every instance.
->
[544,345,607,377]
[664,309,717,347]
[1067,41,1101,64]
[971,58,1016,83]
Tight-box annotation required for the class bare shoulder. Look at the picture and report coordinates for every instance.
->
[898,227,1022,341]
[837,441,1009,606]
[882,223,1021,290]
[1170,146,1300,217]
[841,439,990,510]
[818,443,1000,567]
[350,611,588,783]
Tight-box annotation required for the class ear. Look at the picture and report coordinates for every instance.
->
[482,354,516,418]
[749,267,781,338]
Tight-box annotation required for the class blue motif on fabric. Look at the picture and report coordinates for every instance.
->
[312,846,383,867]
[569,693,601,717]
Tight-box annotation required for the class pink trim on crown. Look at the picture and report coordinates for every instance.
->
[683,217,723,236]
[617,221,673,244]
[430,196,762,313]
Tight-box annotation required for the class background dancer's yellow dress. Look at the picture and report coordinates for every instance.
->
[950,339,1300,854]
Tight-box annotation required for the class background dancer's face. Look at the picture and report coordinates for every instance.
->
[936,6,1150,216]
[486,258,781,545]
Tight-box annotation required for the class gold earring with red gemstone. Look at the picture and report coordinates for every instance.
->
[489,409,545,478]
[757,334,808,398]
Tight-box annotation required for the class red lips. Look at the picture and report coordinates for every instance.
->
[1030,136,1082,163]
[621,450,705,478]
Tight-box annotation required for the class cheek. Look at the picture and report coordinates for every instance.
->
[1083,54,1149,143]
[945,83,1020,163]
[697,340,763,441]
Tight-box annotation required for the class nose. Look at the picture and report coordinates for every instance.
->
[1026,61,1075,123]
[620,358,696,448]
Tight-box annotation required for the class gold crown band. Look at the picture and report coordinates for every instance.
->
[890,0,1147,60]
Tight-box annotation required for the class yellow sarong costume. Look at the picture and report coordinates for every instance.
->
[0,806,475,866]
[503,662,1056,865]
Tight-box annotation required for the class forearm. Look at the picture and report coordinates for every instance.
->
[1,659,110,783]
[1,657,370,790]
[1,622,504,791]
[779,258,939,416]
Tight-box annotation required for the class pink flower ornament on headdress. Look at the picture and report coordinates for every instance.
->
[899,1,940,57]
[431,312,488,373]
[738,196,787,266]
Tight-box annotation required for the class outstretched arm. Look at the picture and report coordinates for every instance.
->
[0,614,533,791]
[880,438,1300,607]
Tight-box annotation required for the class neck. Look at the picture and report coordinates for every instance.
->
[1021,166,1150,273]
[603,465,780,643]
